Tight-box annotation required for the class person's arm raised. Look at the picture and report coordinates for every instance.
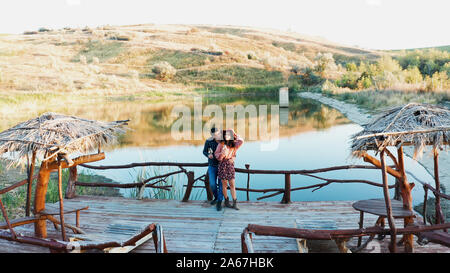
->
[234,134,244,150]
[214,143,225,161]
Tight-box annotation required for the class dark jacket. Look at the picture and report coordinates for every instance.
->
[203,138,219,167]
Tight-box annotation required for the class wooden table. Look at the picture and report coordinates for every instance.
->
[352,198,416,247]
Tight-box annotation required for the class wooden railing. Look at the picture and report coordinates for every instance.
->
[1,160,449,252]
[0,222,168,253]
[241,222,450,253]
[75,161,396,203]
[0,170,168,253]
[406,170,449,226]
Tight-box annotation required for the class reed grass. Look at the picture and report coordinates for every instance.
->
[129,165,204,200]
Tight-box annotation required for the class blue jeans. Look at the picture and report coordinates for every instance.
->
[208,165,223,201]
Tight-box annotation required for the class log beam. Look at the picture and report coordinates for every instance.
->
[47,153,105,170]
[362,153,403,179]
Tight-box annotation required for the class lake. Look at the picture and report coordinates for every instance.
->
[2,93,432,204]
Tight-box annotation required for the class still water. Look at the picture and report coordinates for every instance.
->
[2,94,433,204]
[75,94,430,204]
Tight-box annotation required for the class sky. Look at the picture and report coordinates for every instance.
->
[0,0,449,50]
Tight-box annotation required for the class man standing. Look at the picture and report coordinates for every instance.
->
[203,127,223,211]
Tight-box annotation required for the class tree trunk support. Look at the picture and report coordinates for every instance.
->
[380,149,397,253]
[25,151,36,217]
[397,147,414,253]
[182,171,195,202]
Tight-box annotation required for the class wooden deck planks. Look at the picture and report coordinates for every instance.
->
[0,195,448,253]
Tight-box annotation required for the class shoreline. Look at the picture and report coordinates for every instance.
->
[298,91,449,193]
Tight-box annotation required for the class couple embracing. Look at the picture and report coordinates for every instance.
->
[202,127,244,211]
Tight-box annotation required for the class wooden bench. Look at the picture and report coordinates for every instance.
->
[295,219,350,253]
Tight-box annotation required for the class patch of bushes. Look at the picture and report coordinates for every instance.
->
[297,67,323,86]
[329,89,449,111]
[272,41,297,52]
[72,40,124,63]
[152,61,177,81]
[395,48,450,77]
[147,49,208,69]
[175,66,285,86]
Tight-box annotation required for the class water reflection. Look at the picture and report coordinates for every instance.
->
[0,94,351,148]
[0,94,431,203]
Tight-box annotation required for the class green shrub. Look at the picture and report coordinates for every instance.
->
[314,52,337,75]
[337,72,359,89]
[346,62,358,72]
[298,67,323,86]
[357,75,373,89]
[152,61,177,81]
[403,66,423,84]
[395,48,450,76]
[425,71,449,91]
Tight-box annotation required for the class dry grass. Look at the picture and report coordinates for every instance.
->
[0,24,380,100]
[351,103,450,158]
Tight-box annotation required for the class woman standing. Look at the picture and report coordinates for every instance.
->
[214,129,244,210]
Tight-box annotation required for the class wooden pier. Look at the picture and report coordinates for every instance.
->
[1,196,448,253]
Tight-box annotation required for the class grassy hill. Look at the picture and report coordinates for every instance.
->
[0,24,381,96]
[0,24,448,113]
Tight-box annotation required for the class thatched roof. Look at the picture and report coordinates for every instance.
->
[0,112,128,168]
[351,103,450,158]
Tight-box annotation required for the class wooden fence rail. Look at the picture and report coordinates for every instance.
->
[241,222,450,253]
[76,162,396,203]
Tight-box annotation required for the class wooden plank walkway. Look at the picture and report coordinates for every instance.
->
[0,195,449,253]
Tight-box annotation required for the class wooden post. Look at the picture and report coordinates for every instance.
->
[282,174,291,204]
[65,166,78,199]
[279,87,289,107]
[380,149,397,253]
[0,199,16,239]
[245,164,250,201]
[423,186,428,225]
[397,146,414,253]
[394,178,401,201]
[25,151,36,216]
[357,211,364,247]
[34,152,105,238]
[204,172,214,201]
[433,148,444,224]
[57,161,67,241]
[34,160,51,238]
[182,171,195,202]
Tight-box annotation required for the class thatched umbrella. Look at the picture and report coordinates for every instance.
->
[351,103,450,252]
[0,112,128,240]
